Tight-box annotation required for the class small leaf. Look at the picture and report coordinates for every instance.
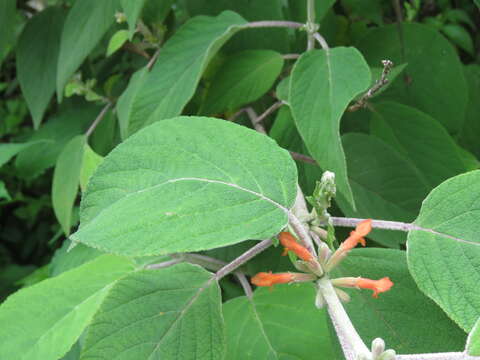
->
[224,283,334,359]
[79,144,103,192]
[80,263,224,359]
[441,24,474,55]
[123,11,247,136]
[0,181,11,201]
[290,47,371,208]
[52,135,86,235]
[0,255,135,360]
[106,29,129,57]
[71,116,297,256]
[334,249,466,353]
[57,0,120,101]
[408,170,480,331]
[120,0,147,39]
[201,50,284,115]
[16,6,65,128]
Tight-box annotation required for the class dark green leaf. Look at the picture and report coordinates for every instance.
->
[0,0,15,65]
[201,50,284,115]
[370,102,467,187]
[357,23,468,133]
[123,11,247,136]
[81,263,223,359]
[224,283,334,359]
[408,170,480,331]
[334,249,466,353]
[52,135,86,235]
[57,0,120,100]
[290,48,371,207]
[459,65,480,158]
[71,117,297,256]
[17,7,65,128]
[338,134,429,247]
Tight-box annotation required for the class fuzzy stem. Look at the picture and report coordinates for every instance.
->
[215,239,273,280]
[85,102,112,138]
[317,277,370,359]
[306,0,316,50]
[331,217,420,232]
[245,20,304,29]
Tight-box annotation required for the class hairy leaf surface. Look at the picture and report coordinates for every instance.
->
[71,117,297,256]
[81,263,223,360]
[408,170,480,331]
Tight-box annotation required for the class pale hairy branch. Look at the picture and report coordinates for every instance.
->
[85,102,112,138]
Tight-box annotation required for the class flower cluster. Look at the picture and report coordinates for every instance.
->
[250,219,394,299]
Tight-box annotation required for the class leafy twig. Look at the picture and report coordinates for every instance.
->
[85,102,112,138]
[348,60,394,112]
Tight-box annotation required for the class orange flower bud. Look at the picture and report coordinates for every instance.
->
[279,232,313,262]
[251,272,294,287]
[340,219,372,251]
[356,277,393,298]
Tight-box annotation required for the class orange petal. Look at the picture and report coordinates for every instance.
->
[356,277,393,298]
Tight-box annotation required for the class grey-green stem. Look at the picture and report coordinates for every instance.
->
[318,277,371,360]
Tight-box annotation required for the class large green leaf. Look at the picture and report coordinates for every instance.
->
[201,50,284,115]
[71,116,297,256]
[290,48,371,207]
[224,283,334,359]
[0,255,134,360]
[0,141,46,168]
[0,0,15,65]
[334,249,466,354]
[459,65,480,158]
[57,0,120,100]
[52,135,86,235]
[357,23,468,133]
[467,318,480,356]
[337,134,429,247]
[16,7,65,128]
[370,102,467,187]
[81,263,223,359]
[408,170,480,331]
[123,11,247,136]
[15,102,97,179]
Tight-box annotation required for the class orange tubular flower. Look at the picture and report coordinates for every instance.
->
[251,272,294,287]
[356,277,394,298]
[340,219,372,251]
[279,231,313,262]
